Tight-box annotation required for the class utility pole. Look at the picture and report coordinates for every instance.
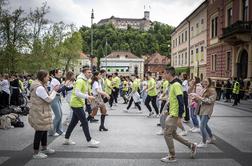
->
[91,9,94,68]
[105,39,108,70]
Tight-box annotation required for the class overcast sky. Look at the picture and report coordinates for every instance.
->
[7,0,204,28]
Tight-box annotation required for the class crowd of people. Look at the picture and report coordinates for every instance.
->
[1,66,252,162]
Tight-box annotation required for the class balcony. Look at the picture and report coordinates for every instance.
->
[221,21,252,45]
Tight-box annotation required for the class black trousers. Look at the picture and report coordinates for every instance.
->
[0,91,9,107]
[145,95,159,114]
[233,94,239,105]
[33,131,47,150]
[183,91,190,121]
[112,87,119,103]
[65,107,91,142]
[109,94,114,107]
[160,100,167,114]
[127,97,141,110]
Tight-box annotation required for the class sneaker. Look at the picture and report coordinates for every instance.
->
[155,114,160,118]
[183,120,190,123]
[33,152,48,159]
[123,109,129,113]
[179,130,188,136]
[147,112,154,118]
[189,127,195,131]
[87,139,100,148]
[63,139,76,145]
[110,107,115,110]
[191,128,201,133]
[190,143,197,158]
[206,136,216,144]
[53,133,60,137]
[156,130,164,135]
[41,148,55,154]
[160,156,177,163]
[197,142,207,148]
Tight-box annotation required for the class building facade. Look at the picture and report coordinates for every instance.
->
[72,52,91,76]
[220,0,252,80]
[171,1,207,80]
[97,11,152,31]
[100,51,144,78]
[144,53,170,77]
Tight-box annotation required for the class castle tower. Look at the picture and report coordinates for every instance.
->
[144,5,150,20]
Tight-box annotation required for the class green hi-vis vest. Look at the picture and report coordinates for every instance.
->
[232,81,240,94]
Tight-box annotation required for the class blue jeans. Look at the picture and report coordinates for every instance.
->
[200,115,213,143]
[190,106,199,128]
[65,107,91,142]
[49,95,63,135]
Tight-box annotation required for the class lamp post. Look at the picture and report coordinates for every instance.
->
[91,9,94,68]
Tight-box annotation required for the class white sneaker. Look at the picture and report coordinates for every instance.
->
[189,127,195,131]
[88,139,100,148]
[190,143,197,158]
[160,156,176,163]
[147,112,154,118]
[110,107,115,110]
[63,139,76,145]
[123,109,129,113]
[206,137,216,144]
[197,142,207,148]
[41,148,55,154]
[33,152,48,159]
[53,133,60,137]
[156,130,164,135]
[155,114,160,118]
[179,130,188,136]
[191,128,201,133]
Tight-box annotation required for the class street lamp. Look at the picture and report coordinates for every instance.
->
[91,9,94,68]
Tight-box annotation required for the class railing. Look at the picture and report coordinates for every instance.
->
[222,21,252,38]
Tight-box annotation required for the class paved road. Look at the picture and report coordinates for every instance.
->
[0,98,252,166]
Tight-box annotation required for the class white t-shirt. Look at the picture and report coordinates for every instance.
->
[50,78,60,93]
[36,86,50,100]
[182,80,189,92]
[92,81,102,96]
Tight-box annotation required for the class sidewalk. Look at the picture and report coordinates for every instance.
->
[216,98,252,112]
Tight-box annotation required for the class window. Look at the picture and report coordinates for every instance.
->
[227,52,231,71]
[178,54,180,65]
[191,26,194,31]
[196,23,199,28]
[121,69,124,72]
[182,54,184,65]
[211,54,217,71]
[201,46,204,52]
[196,48,199,54]
[176,38,177,46]
[117,55,120,58]
[191,50,193,55]
[201,19,204,24]
[185,31,187,41]
[116,69,119,72]
[243,0,248,21]
[182,33,184,43]
[179,36,181,44]
[211,16,218,38]
[154,58,159,63]
[185,52,187,65]
[227,8,232,26]
[108,69,111,72]
[126,69,129,72]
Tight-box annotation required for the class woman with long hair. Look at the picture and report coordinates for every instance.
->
[28,70,59,159]
[192,78,217,148]
[188,77,203,133]
[88,71,110,131]
[48,69,64,136]
[62,71,75,126]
